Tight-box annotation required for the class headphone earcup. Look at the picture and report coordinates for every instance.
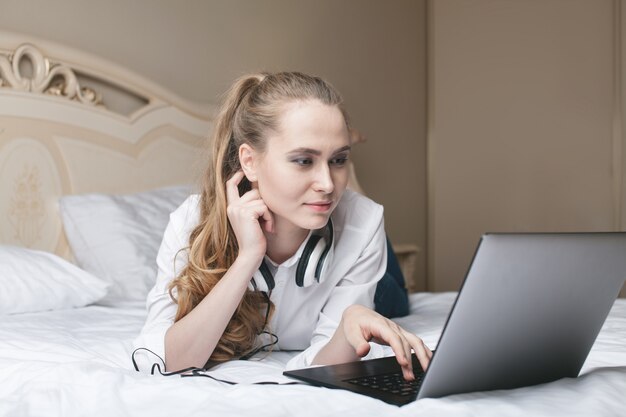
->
[296,235,327,287]
[250,260,274,293]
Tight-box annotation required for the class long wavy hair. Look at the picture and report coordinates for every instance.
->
[168,72,349,364]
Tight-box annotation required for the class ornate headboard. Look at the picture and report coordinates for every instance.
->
[0,32,213,259]
[0,32,370,266]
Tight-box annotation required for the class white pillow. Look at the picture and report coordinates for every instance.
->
[59,185,191,306]
[0,246,109,315]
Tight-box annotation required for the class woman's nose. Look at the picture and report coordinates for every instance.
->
[313,164,334,193]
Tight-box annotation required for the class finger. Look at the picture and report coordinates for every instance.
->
[386,322,414,379]
[426,344,433,359]
[342,319,373,358]
[372,322,414,380]
[398,326,413,359]
[376,326,407,363]
[247,202,270,220]
[238,188,261,203]
[261,208,274,233]
[355,341,371,358]
[226,171,245,204]
[397,332,415,381]
[373,324,414,379]
[404,331,431,372]
[229,200,263,217]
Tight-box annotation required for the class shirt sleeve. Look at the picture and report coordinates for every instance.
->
[131,205,192,373]
[285,211,388,370]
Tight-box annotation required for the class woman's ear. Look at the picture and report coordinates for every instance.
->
[238,143,258,182]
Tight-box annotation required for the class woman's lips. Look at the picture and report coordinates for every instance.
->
[305,201,333,212]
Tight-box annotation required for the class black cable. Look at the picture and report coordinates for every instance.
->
[239,331,279,360]
[131,347,300,385]
[131,290,293,384]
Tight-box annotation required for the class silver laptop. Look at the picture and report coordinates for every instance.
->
[283,233,626,405]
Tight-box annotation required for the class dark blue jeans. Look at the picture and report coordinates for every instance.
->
[374,237,410,318]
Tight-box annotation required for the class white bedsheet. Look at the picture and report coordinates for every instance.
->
[0,293,624,417]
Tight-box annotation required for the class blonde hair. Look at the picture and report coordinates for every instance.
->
[169,72,348,364]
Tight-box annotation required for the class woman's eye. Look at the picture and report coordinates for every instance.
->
[330,156,348,166]
[293,158,313,166]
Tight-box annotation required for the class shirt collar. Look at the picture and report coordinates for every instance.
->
[264,229,315,269]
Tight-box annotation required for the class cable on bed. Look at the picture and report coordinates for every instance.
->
[131,292,302,384]
[131,347,301,385]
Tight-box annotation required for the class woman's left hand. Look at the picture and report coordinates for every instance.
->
[340,304,432,380]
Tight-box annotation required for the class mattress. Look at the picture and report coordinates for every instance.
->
[0,293,624,417]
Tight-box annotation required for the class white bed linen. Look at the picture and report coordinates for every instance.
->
[0,293,624,417]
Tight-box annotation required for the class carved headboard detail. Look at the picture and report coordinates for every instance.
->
[0,32,213,258]
[0,43,103,106]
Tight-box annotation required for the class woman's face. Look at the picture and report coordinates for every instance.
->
[247,100,351,233]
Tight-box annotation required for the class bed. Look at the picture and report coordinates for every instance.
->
[1,32,625,417]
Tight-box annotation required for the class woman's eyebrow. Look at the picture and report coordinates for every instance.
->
[287,145,351,156]
[333,145,352,154]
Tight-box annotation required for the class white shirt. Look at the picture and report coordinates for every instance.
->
[132,189,387,372]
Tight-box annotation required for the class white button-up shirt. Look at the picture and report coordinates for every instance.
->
[133,189,387,372]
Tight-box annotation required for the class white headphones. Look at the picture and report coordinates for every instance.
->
[250,219,334,293]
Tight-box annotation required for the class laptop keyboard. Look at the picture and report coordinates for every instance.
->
[344,371,424,396]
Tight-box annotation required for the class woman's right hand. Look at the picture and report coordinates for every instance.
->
[339,305,432,380]
[314,304,432,381]
[226,171,274,262]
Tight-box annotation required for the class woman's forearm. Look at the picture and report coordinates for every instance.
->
[312,328,361,366]
[312,305,365,366]
[164,255,260,371]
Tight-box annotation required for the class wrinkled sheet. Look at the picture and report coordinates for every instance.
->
[0,293,624,417]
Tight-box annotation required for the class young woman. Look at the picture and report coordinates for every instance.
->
[133,72,431,381]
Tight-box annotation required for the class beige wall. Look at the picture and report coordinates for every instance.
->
[429,0,626,297]
[8,1,620,297]
[0,0,428,289]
